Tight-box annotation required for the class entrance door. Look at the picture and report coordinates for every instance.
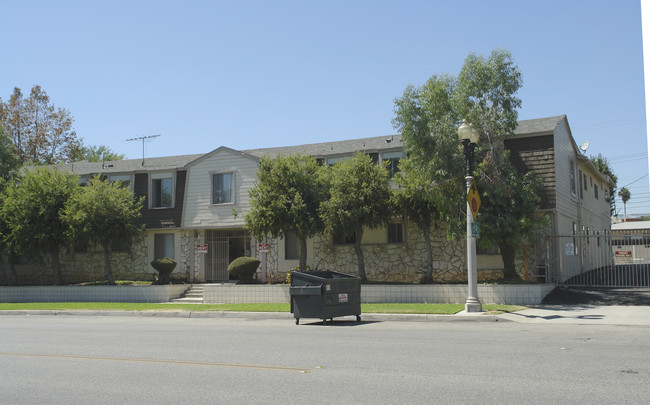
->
[205,230,250,282]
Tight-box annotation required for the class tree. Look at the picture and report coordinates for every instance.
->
[0,124,19,182]
[475,151,547,280]
[245,154,328,271]
[618,187,631,221]
[0,85,81,164]
[0,125,21,284]
[589,153,618,216]
[73,143,126,162]
[392,74,466,281]
[455,49,545,281]
[0,167,79,285]
[320,152,392,281]
[393,49,542,281]
[391,158,440,282]
[62,177,145,285]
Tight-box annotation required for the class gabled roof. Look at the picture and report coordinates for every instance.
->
[514,115,565,135]
[184,146,260,168]
[39,154,204,176]
[242,134,403,159]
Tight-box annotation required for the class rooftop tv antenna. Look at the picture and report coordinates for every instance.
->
[126,135,161,166]
[579,140,590,154]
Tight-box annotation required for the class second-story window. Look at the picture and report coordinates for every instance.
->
[213,172,234,204]
[151,173,173,208]
[569,161,576,195]
[382,152,404,178]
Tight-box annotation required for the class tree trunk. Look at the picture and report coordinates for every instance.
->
[298,237,308,271]
[354,228,366,281]
[103,245,116,285]
[422,225,433,282]
[498,242,520,281]
[51,246,63,286]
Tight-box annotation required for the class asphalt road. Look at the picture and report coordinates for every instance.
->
[1,315,649,404]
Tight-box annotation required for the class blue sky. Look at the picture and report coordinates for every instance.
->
[3,0,648,216]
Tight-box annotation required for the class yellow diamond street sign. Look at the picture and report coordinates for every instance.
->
[467,180,481,220]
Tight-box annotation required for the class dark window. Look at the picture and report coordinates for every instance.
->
[333,230,356,245]
[152,176,173,208]
[570,161,576,195]
[387,223,405,243]
[154,234,174,259]
[285,231,300,260]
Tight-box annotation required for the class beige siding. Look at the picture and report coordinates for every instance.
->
[553,120,580,223]
[183,150,258,228]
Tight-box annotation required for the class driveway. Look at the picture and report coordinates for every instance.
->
[542,287,650,306]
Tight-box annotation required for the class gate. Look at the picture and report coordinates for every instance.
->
[539,230,650,287]
[205,230,250,282]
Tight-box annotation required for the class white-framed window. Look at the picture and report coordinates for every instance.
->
[154,233,175,260]
[382,151,405,178]
[212,172,234,204]
[151,173,174,208]
[387,222,405,243]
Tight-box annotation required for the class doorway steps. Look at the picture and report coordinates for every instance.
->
[170,284,204,304]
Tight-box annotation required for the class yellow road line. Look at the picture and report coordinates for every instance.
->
[0,352,311,373]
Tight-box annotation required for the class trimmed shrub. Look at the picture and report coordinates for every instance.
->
[151,257,177,284]
[227,257,261,283]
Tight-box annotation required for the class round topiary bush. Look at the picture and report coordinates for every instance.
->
[227,257,261,283]
[151,257,177,284]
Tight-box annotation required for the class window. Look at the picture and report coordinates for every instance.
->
[327,157,346,167]
[583,173,588,191]
[594,183,599,199]
[108,174,132,189]
[284,231,300,260]
[387,223,405,243]
[569,161,576,195]
[477,242,500,255]
[578,170,584,199]
[154,234,174,260]
[333,230,356,245]
[572,222,578,255]
[382,152,404,178]
[213,172,234,204]
[151,173,173,208]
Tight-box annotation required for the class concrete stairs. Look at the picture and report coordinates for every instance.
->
[170,284,204,304]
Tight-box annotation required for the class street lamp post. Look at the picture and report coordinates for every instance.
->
[458,120,482,313]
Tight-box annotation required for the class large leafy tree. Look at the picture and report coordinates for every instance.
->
[391,158,441,282]
[320,152,392,281]
[73,144,126,162]
[393,49,544,281]
[0,125,21,284]
[475,151,547,280]
[0,124,19,181]
[63,177,145,285]
[392,74,466,282]
[0,85,81,164]
[245,154,328,271]
[589,153,618,216]
[0,167,79,285]
[455,49,547,280]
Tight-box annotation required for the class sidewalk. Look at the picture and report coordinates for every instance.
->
[2,305,649,325]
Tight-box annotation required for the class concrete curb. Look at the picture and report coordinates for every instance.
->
[0,310,502,322]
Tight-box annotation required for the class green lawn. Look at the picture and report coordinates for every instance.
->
[0,302,526,314]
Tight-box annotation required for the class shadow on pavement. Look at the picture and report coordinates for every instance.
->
[542,287,650,306]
